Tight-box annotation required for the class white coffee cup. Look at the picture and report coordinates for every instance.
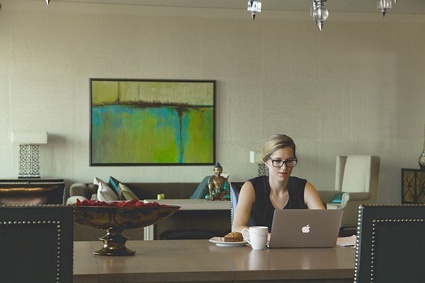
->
[241,226,268,250]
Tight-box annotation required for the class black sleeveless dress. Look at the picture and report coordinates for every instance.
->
[248,175,307,231]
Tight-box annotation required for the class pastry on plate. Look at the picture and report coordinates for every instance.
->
[223,232,243,242]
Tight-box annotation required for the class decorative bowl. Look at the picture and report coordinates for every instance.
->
[74,200,180,256]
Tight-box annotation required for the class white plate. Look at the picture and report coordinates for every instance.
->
[209,237,247,247]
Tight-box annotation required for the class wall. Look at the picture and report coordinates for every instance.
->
[0,0,424,204]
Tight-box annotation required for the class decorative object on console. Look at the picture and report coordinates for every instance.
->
[11,131,48,178]
[250,150,268,176]
[74,200,180,256]
[418,124,425,170]
[90,79,215,166]
[401,168,425,204]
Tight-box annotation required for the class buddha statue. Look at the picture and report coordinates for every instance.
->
[207,162,230,201]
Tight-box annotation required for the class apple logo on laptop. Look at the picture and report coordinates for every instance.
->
[301,224,311,234]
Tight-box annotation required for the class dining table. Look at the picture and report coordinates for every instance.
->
[73,238,356,283]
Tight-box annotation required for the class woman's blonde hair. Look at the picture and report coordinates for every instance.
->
[262,134,296,162]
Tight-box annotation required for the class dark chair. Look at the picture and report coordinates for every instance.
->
[355,204,425,283]
[0,205,73,283]
[230,182,255,227]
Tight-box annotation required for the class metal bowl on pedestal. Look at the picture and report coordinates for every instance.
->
[74,201,180,256]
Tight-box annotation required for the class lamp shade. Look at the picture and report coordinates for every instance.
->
[11,131,48,144]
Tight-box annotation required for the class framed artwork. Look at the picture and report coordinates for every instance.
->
[90,79,215,166]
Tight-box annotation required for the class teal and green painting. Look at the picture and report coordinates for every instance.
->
[90,79,215,165]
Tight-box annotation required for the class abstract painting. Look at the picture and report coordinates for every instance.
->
[90,79,215,165]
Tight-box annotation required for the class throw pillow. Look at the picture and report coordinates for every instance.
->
[330,192,344,204]
[109,176,121,195]
[118,183,139,201]
[93,177,104,185]
[95,178,119,201]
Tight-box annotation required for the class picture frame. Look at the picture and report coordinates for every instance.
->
[90,79,215,166]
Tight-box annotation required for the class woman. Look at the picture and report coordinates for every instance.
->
[232,134,325,233]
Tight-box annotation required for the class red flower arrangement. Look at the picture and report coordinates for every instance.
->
[75,199,167,208]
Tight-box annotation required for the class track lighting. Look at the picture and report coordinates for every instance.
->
[245,0,398,30]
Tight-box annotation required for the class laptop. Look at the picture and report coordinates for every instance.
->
[268,209,343,248]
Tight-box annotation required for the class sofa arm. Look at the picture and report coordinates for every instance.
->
[317,190,340,203]
[342,192,370,202]
[70,183,98,199]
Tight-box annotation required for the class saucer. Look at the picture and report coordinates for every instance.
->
[209,237,247,247]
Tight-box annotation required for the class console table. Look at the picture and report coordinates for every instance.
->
[0,178,65,205]
[73,240,356,283]
[143,199,231,240]
[401,169,425,204]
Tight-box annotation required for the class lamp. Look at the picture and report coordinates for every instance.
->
[250,151,268,176]
[46,0,50,5]
[311,0,329,31]
[11,131,48,178]
[247,0,262,20]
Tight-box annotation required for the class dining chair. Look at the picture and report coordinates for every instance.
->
[0,205,73,283]
[318,155,380,230]
[230,182,255,227]
[355,204,425,282]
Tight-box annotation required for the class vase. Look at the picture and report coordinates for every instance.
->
[419,151,425,170]
[74,204,180,256]
[419,125,425,170]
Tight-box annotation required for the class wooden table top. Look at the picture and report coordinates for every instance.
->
[74,239,355,283]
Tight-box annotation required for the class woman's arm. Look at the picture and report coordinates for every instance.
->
[304,181,326,209]
[231,181,256,232]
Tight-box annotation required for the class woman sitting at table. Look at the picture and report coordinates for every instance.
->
[232,134,325,233]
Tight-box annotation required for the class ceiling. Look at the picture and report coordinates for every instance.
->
[51,0,425,15]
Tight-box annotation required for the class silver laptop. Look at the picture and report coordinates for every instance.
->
[268,209,343,248]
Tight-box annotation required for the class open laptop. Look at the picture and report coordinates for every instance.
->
[268,209,343,248]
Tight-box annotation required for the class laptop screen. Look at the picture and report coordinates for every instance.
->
[269,209,343,248]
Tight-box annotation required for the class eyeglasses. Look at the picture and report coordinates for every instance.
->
[269,158,297,168]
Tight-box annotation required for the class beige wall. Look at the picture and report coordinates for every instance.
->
[1,0,424,204]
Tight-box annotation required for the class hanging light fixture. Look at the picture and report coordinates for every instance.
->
[247,0,262,20]
[46,0,50,5]
[377,0,392,16]
[311,0,329,31]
